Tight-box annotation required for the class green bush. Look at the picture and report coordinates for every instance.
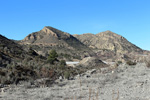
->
[60,60,66,66]
[117,61,122,65]
[126,60,136,66]
[47,50,58,64]
[64,71,70,79]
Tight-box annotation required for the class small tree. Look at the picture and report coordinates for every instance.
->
[47,50,58,64]
[60,60,66,66]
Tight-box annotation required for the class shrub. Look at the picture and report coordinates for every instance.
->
[64,71,70,79]
[60,60,66,66]
[126,60,136,65]
[145,59,150,68]
[41,67,49,77]
[29,49,38,56]
[117,61,122,65]
[47,50,58,64]
[49,70,55,78]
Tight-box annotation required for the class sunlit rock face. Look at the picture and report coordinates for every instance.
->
[74,30,143,54]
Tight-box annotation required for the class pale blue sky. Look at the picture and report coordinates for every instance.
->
[0,0,150,50]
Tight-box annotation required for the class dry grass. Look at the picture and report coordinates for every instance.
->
[88,88,99,100]
[89,88,92,100]
[145,59,150,68]
[112,89,119,100]
[68,88,104,100]
[68,75,120,100]
[96,89,99,100]
[69,88,100,100]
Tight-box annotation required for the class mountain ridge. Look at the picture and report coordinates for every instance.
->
[20,26,93,60]
[19,26,149,61]
[74,30,143,54]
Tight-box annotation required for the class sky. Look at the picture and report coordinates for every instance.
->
[0,0,150,50]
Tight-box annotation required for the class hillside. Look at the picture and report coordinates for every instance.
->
[0,34,27,67]
[74,30,143,54]
[0,34,84,85]
[0,34,105,85]
[74,31,148,61]
[20,27,149,61]
[20,26,93,60]
[0,34,46,84]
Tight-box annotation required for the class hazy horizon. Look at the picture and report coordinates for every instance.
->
[0,0,150,50]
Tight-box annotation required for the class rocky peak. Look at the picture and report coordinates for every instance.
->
[97,30,122,38]
[42,26,71,39]
[74,30,143,54]
[22,26,68,43]
[41,26,58,38]
[20,26,86,47]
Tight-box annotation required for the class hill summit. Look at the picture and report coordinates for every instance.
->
[22,26,71,46]
[20,26,92,60]
[20,26,148,61]
[74,30,143,54]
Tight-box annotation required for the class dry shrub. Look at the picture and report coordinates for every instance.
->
[41,67,48,77]
[49,69,55,78]
[126,60,136,66]
[40,67,55,78]
[145,59,150,68]
[112,89,119,100]
[89,88,92,100]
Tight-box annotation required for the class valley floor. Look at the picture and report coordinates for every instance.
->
[0,63,150,100]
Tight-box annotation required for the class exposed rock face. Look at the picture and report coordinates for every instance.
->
[20,27,149,61]
[21,26,81,47]
[74,30,143,54]
[22,26,64,45]
[20,26,93,60]
[22,27,76,47]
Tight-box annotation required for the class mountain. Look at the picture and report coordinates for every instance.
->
[74,30,143,54]
[20,26,93,60]
[0,34,82,85]
[20,27,148,62]
[0,27,149,85]
[74,31,148,61]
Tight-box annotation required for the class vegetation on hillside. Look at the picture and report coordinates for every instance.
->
[0,34,91,86]
[47,49,58,64]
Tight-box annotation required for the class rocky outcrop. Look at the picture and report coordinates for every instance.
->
[74,30,143,54]
[19,26,93,60]
[21,26,75,45]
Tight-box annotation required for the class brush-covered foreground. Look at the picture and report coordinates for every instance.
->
[0,63,150,100]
